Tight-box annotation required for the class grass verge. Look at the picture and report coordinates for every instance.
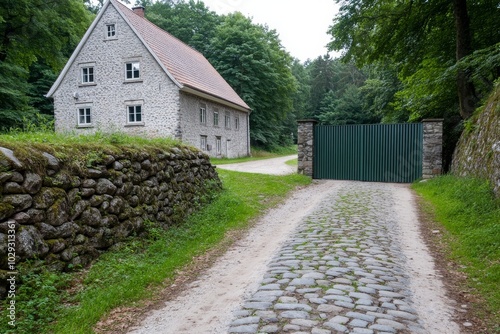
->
[0,170,310,334]
[285,158,298,167]
[0,130,181,147]
[211,145,297,165]
[412,175,499,330]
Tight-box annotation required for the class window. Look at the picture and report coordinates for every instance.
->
[225,112,231,129]
[235,116,240,130]
[200,135,207,150]
[107,24,116,38]
[125,62,140,80]
[128,105,142,123]
[199,105,207,124]
[78,107,92,126]
[213,109,219,126]
[216,137,222,154]
[81,67,94,84]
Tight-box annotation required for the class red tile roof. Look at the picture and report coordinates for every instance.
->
[113,0,250,111]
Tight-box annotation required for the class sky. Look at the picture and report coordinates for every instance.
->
[189,0,340,62]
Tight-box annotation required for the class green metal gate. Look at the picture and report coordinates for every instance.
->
[313,123,423,182]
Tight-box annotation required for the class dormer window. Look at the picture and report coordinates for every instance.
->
[107,24,116,38]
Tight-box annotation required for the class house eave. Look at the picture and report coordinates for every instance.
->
[46,0,184,99]
[180,86,251,113]
[111,0,182,89]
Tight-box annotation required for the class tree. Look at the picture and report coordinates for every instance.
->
[306,55,369,122]
[0,0,93,130]
[308,55,338,118]
[328,0,500,120]
[209,13,296,149]
[360,62,402,123]
[318,84,381,125]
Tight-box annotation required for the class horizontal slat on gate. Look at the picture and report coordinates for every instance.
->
[314,123,423,183]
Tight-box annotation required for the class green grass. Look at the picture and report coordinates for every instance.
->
[211,145,297,165]
[285,158,298,166]
[0,170,310,334]
[412,175,500,329]
[0,131,183,154]
[0,131,189,175]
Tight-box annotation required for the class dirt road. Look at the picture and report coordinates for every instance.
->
[214,155,297,175]
[127,180,460,334]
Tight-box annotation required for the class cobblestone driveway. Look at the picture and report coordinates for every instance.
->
[228,182,428,334]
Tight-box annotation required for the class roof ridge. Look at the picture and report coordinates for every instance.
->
[112,0,205,58]
[111,0,250,111]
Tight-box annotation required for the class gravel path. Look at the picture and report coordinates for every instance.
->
[128,180,459,334]
[214,155,297,175]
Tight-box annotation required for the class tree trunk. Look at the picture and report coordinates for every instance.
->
[453,0,476,119]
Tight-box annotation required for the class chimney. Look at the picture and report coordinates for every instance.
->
[132,6,145,18]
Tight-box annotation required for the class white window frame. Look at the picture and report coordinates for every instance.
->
[216,136,222,154]
[126,103,144,125]
[235,116,240,130]
[224,112,231,129]
[81,66,94,84]
[200,104,207,124]
[200,135,207,151]
[125,61,140,80]
[77,105,93,127]
[106,23,116,38]
[213,109,219,126]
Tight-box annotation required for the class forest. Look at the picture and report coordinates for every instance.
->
[1,0,499,168]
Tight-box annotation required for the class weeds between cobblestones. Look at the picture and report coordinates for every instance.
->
[228,183,426,334]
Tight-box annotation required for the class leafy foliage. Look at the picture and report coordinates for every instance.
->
[298,55,383,126]
[319,85,379,125]
[328,0,500,120]
[0,0,93,130]
[0,267,72,334]
[209,13,296,149]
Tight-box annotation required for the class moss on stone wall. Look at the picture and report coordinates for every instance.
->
[0,138,221,296]
[451,83,500,197]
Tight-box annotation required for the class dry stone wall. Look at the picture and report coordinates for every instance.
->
[451,85,500,197]
[0,143,221,296]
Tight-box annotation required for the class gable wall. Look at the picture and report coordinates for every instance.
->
[52,4,181,138]
[180,92,249,158]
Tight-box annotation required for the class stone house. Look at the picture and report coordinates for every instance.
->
[46,0,251,158]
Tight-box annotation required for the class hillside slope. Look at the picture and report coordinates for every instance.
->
[451,83,500,196]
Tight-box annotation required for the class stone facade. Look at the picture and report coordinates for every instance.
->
[422,119,444,179]
[0,143,221,296]
[180,92,250,158]
[297,120,317,177]
[53,5,182,139]
[50,3,249,158]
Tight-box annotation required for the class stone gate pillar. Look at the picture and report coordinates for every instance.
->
[422,119,444,179]
[297,119,317,177]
